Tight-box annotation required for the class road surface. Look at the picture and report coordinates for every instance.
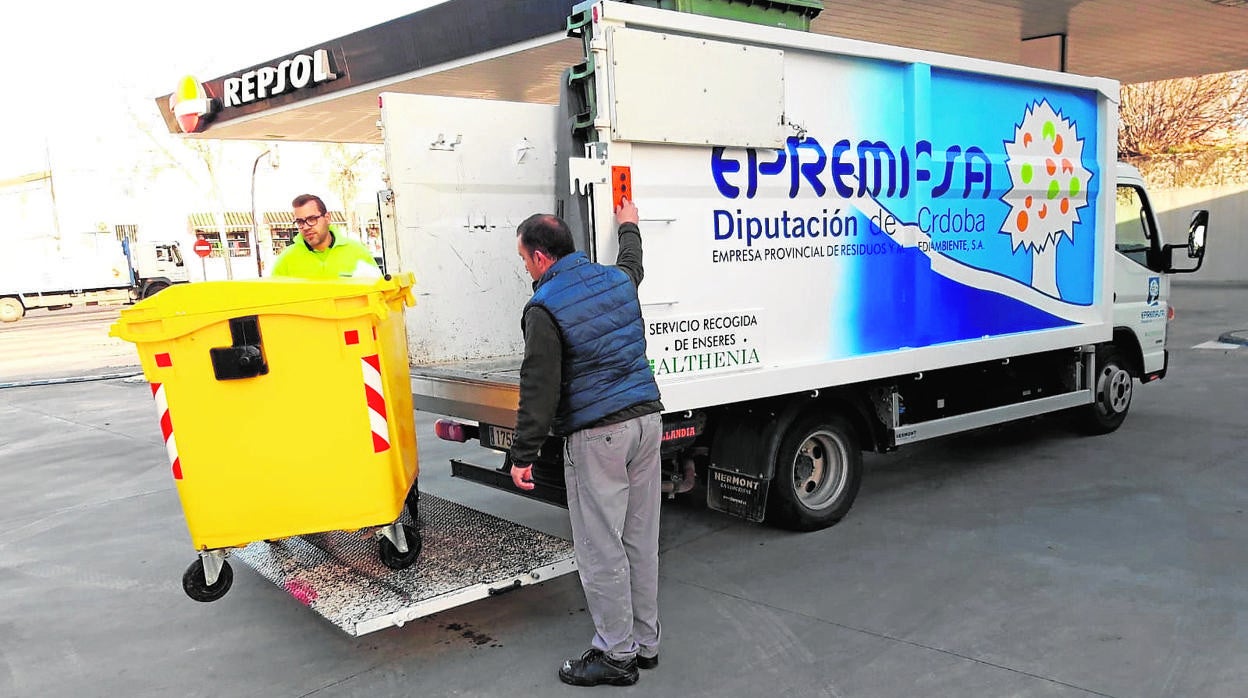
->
[0,305,138,381]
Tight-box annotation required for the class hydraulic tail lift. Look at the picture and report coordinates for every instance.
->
[233,494,576,636]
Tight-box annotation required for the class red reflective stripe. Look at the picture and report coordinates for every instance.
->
[171,458,183,480]
[372,432,390,452]
[365,384,387,419]
[160,410,173,439]
[150,382,160,397]
[362,354,381,372]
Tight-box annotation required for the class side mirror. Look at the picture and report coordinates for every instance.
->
[1164,209,1209,274]
[1187,209,1208,259]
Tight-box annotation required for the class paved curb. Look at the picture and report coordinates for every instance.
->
[0,370,144,390]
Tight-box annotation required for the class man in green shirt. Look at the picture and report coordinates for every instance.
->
[272,194,379,279]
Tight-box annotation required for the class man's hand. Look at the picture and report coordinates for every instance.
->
[615,197,639,226]
[511,463,535,491]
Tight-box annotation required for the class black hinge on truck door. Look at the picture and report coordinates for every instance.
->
[564,8,598,143]
[566,55,597,143]
[210,315,269,380]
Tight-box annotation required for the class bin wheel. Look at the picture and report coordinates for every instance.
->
[405,482,420,522]
[378,523,422,570]
[183,558,233,602]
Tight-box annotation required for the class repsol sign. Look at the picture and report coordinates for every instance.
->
[222,48,339,107]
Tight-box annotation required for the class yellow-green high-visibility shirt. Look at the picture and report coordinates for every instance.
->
[271,232,379,279]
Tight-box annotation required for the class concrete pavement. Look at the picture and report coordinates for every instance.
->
[1,283,1246,697]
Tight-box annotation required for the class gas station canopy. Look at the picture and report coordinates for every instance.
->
[157,0,1248,144]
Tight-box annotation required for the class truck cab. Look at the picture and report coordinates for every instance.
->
[128,240,190,298]
[1112,163,1207,380]
[1065,163,1208,436]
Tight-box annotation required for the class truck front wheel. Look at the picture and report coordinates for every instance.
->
[141,281,171,299]
[768,413,862,531]
[0,297,24,323]
[1075,348,1132,435]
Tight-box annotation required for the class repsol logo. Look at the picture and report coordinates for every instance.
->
[223,48,338,107]
[711,136,993,201]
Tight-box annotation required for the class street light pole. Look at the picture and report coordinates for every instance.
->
[251,147,279,277]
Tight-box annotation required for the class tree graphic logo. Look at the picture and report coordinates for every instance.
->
[1001,100,1092,298]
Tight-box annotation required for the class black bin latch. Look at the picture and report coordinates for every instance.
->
[210,315,269,381]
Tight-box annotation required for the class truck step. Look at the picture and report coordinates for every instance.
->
[232,493,576,636]
[451,458,568,508]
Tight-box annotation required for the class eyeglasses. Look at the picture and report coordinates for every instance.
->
[293,214,325,228]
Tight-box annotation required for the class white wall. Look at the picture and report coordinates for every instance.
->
[1149,184,1248,284]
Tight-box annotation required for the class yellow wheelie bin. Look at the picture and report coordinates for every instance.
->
[110,274,420,602]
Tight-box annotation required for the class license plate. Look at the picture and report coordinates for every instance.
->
[480,423,515,451]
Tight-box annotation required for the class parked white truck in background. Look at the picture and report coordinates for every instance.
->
[391,1,1208,531]
[1,233,189,323]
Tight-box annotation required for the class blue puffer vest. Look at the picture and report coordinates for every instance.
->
[527,251,660,435]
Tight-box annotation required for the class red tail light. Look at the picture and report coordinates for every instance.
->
[434,419,468,442]
[1167,306,1175,322]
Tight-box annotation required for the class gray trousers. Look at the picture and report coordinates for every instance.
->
[563,412,662,661]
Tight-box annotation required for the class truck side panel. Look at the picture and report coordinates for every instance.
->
[3,233,134,295]
[586,24,1117,413]
[384,4,1122,423]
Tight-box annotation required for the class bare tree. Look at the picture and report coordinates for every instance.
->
[1119,69,1248,158]
[322,143,382,238]
[127,106,264,279]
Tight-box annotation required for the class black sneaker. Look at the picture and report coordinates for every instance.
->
[558,649,639,687]
[637,654,659,670]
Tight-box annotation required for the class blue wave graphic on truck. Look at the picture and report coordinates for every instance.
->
[704,97,1098,357]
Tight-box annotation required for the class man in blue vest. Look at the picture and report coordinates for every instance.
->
[510,199,664,687]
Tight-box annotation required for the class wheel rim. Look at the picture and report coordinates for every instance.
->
[1098,364,1132,415]
[789,429,849,511]
[0,300,19,321]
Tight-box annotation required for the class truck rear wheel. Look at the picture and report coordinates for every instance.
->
[768,413,862,531]
[1074,348,1132,435]
[0,297,24,323]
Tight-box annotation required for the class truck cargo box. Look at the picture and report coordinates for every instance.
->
[386,1,1117,421]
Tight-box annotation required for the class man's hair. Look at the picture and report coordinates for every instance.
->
[516,214,576,260]
[292,194,327,215]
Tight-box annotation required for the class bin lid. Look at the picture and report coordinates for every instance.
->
[110,274,414,344]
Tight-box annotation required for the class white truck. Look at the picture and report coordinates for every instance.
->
[1,233,189,323]
[394,2,1207,533]
[183,1,1209,633]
